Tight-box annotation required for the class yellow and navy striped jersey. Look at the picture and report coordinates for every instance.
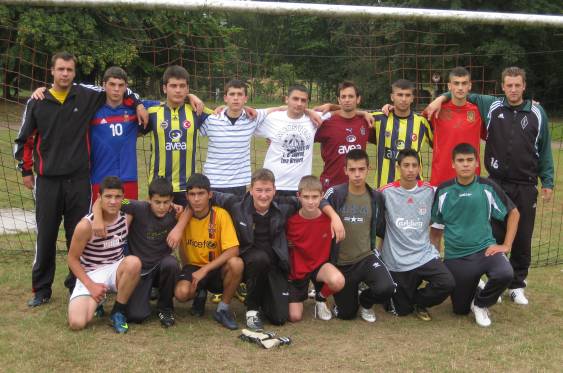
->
[146,103,202,192]
[370,111,433,188]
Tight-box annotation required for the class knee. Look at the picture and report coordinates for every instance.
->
[226,257,244,275]
[496,266,514,285]
[174,281,192,302]
[160,256,179,272]
[437,272,456,294]
[123,255,142,273]
[328,273,345,293]
[288,311,303,323]
[371,280,396,299]
[243,251,271,276]
[68,314,87,331]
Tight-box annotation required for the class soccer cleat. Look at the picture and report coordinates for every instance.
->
[235,283,247,303]
[110,311,129,334]
[259,336,292,349]
[314,301,332,321]
[359,306,376,323]
[158,310,175,327]
[245,310,264,330]
[210,293,222,304]
[414,305,432,321]
[190,289,207,317]
[239,328,276,343]
[509,288,529,305]
[470,300,491,327]
[27,294,50,308]
[214,309,238,330]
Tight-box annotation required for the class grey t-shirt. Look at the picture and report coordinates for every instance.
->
[121,200,177,269]
[337,192,372,265]
[380,181,439,272]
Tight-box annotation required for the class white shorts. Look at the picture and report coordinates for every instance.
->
[69,258,124,303]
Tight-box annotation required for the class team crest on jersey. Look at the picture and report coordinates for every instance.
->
[123,114,129,121]
[396,139,405,150]
[360,126,366,136]
[521,116,528,130]
[183,120,191,129]
[160,120,169,129]
[169,129,182,141]
[346,134,357,143]
[467,111,475,122]
[411,133,418,141]
[418,205,427,215]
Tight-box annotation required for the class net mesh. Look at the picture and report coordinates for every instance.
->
[0,9,561,266]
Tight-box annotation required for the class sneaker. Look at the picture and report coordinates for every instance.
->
[308,288,316,299]
[477,279,502,304]
[470,300,491,327]
[94,304,105,318]
[211,293,222,304]
[246,310,264,330]
[235,283,247,303]
[383,299,398,316]
[359,306,376,323]
[150,287,159,301]
[314,301,332,321]
[332,305,339,318]
[214,309,238,330]
[158,310,175,327]
[509,288,529,305]
[414,305,432,321]
[27,293,50,308]
[190,289,207,317]
[110,311,129,334]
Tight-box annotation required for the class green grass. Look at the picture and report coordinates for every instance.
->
[0,253,562,372]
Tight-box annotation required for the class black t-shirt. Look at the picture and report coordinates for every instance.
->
[121,200,177,269]
[252,210,275,261]
[226,114,239,125]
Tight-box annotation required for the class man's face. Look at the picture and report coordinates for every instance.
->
[100,188,124,215]
[452,153,478,179]
[51,58,76,91]
[163,77,189,107]
[345,158,369,187]
[103,77,127,105]
[187,187,212,215]
[337,87,360,113]
[285,90,308,117]
[250,180,275,213]
[224,87,248,112]
[297,189,322,215]
[448,75,471,101]
[398,156,420,183]
[390,87,414,113]
[502,75,526,106]
[149,194,173,218]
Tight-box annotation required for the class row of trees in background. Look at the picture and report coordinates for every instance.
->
[1,1,562,112]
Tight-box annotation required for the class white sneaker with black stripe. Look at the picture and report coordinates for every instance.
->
[509,288,529,305]
[360,306,376,323]
[314,301,332,321]
[471,300,491,327]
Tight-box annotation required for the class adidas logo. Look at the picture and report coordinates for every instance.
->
[498,113,504,119]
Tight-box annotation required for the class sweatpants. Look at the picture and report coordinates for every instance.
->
[445,249,513,315]
[241,248,276,311]
[127,255,179,323]
[33,174,91,297]
[390,258,455,316]
[334,253,396,320]
[491,180,537,289]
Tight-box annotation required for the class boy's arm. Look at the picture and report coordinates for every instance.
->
[91,199,105,237]
[166,208,193,249]
[319,201,345,242]
[536,106,554,199]
[14,100,37,189]
[485,207,519,256]
[430,227,444,253]
[67,220,108,303]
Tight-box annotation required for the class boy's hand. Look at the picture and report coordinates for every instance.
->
[245,106,257,119]
[22,175,35,190]
[330,217,345,243]
[190,267,208,291]
[171,203,184,218]
[31,87,47,101]
[213,105,225,115]
[485,244,510,256]
[166,226,183,250]
[188,94,204,115]
[87,283,108,303]
[92,216,107,237]
[136,104,149,128]
[381,104,393,116]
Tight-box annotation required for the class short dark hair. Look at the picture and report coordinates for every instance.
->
[346,148,369,167]
[452,143,478,160]
[103,66,128,84]
[298,175,323,194]
[288,84,308,97]
[148,177,173,198]
[99,176,123,194]
[338,81,360,97]
[391,79,415,92]
[448,66,471,81]
[163,65,189,85]
[502,66,526,84]
[251,168,275,187]
[225,79,247,95]
[397,148,420,166]
[51,51,77,68]
[186,173,211,192]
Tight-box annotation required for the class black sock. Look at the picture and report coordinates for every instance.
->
[111,301,127,315]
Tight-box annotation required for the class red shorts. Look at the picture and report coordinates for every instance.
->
[92,181,138,202]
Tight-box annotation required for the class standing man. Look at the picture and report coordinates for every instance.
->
[324,149,396,322]
[371,79,433,188]
[431,143,519,327]
[14,52,144,307]
[379,149,455,321]
[427,67,554,305]
[314,81,372,191]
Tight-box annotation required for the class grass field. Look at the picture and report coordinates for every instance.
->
[0,253,562,372]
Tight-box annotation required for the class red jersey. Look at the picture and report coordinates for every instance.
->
[430,101,483,186]
[286,213,332,280]
[315,113,370,190]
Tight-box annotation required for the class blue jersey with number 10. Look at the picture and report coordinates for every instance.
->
[89,102,139,184]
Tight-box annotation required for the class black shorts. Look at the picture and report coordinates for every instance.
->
[288,265,324,303]
[178,264,223,293]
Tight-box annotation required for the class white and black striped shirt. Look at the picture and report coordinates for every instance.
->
[80,212,128,272]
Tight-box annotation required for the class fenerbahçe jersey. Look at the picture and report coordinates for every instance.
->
[146,103,201,192]
[370,111,433,188]
[89,101,139,184]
